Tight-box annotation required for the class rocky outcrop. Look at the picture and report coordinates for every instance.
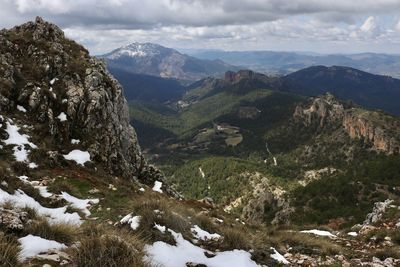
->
[0,17,159,183]
[0,207,28,230]
[294,93,400,154]
[241,172,293,225]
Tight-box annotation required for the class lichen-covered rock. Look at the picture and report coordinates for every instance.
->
[0,207,28,230]
[0,17,159,184]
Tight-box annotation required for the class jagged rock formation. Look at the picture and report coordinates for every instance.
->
[0,17,162,184]
[294,93,400,154]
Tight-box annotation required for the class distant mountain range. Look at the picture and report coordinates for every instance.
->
[183,49,400,78]
[100,43,237,82]
[282,66,400,115]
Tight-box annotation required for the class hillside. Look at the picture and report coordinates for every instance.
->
[129,70,400,228]
[100,42,237,82]
[282,66,400,115]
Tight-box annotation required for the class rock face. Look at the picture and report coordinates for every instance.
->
[294,93,400,154]
[0,17,156,182]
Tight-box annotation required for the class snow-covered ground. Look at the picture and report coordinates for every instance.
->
[152,181,163,193]
[270,247,289,264]
[120,213,141,230]
[191,225,221,241]
[19,235,66,260]
[3,120,37,163]
[63,150,91,165]
[146,228,260,267]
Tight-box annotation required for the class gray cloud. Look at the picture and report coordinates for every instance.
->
[1,0,399,54]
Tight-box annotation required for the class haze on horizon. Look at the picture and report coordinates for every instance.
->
[1,0,400,55]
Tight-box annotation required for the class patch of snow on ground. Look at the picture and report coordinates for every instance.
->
[61,192,99,217]
[139,187,145,192]
[19,235,67,260]
[191,225,221,241]
[63,150,90,165]
[71,139,80,144]
[57,112,67,122]
[347,232,358,237]
[199,167,205,178]
[270,247,289,264]
[17,105,27,112]
[50,78,58,85]
[301,229,336,238]
[28,162,38,168]
[152,181,163,193]
[120,213,141,230]
[154,224,166,233]
[0,188,82,225]
[145,229,260,267]
[3,121,37,162]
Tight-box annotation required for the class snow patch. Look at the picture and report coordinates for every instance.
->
[18,235,67,260]
[152,181,163,193]
[71,139,80,144]
[57,112,67,122]
[3,121,37,162]
[300,229,336,238]
[145,229,260,267]
[347,232,358,237]
[199,167,205,178]
[0,188,82,225]
[63,150,91,166]
[17,105,27,112]
[50,78,58,85]
[61,192,99,217]
[120,213,141,230]
[270,247,289,264]
[191,225,221,241]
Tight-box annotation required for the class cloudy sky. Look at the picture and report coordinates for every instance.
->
[1,0,400,55]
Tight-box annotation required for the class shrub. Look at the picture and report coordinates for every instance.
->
[0,233,21,267]
[220,228,249,250]
[24,218,77,245]
[71,227,150,267]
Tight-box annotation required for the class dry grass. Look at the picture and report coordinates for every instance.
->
[266,231,344,256]
[0,232,21,267]
[71,226,151,267]
[24,218,77,245]
[220,227,250,250]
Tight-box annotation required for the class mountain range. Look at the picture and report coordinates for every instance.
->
[1,17,400,267]
[184,49,400,78]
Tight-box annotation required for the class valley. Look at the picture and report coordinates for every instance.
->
[0,15,400,267]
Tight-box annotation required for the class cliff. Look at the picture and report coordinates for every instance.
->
[0,17,161,183]
[294,93,400,154]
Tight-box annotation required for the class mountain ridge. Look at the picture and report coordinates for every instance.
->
[100,42,238,82]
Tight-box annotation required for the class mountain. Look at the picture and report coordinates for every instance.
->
[1,18,400,267]
[186,49,400,78]
[109,69,186,103]
[282,65,400,115]
[100,42,238,82]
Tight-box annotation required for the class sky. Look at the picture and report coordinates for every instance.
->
[1,0,400,55]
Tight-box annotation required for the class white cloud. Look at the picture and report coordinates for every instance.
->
[396,19,400,31]
[360,16,377,32]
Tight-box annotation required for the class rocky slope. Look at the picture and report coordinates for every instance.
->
[0,16,163,184]
[294,93,400,154]
[100,42,237,82]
